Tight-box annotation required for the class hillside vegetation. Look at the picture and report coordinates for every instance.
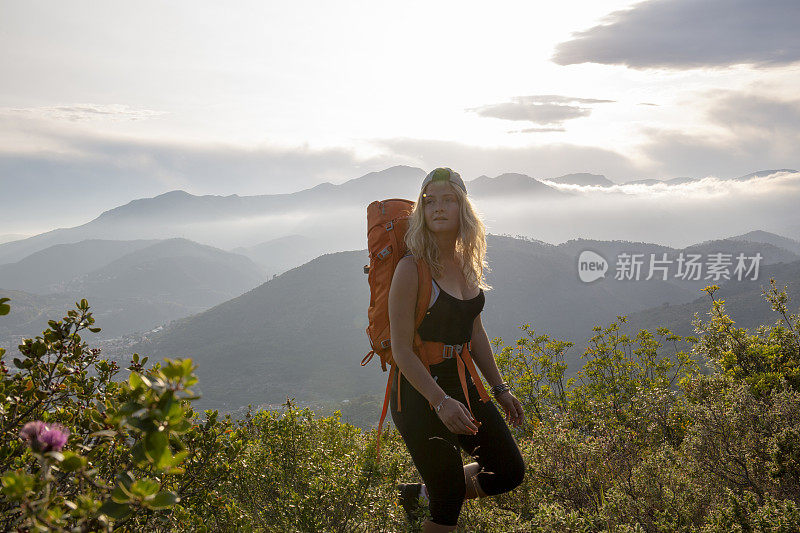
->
[128,233,800,415]
[1,281,799,530]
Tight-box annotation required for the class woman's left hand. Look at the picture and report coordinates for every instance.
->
[496,391,524,427]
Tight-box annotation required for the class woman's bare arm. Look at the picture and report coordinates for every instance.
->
[388,256,446,406]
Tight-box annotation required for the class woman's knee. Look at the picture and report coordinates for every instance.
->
[481,448,526,495]
[502,447,526,492]
[507,451,526,489]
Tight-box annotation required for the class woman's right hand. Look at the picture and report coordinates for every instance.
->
[435,397,480,435]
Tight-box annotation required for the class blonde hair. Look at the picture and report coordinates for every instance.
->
[404,180,492,290]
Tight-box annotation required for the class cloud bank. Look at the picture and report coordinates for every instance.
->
[1,104,166,123]
[552,0,800,69]
[466,94,614,127]
[3,89,799,235]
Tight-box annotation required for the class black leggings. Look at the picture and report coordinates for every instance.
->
[390,358,526,526]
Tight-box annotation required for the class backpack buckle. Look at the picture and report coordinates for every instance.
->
[385,221,394,231]
[380,339,391,349]
[442,344,463,359]
[376,246,392,260]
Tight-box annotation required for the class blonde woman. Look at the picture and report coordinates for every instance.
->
[389,167,526,531]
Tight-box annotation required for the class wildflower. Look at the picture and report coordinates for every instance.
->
[20,421,70,453]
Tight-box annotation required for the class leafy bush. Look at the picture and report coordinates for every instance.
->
[2,276,800,531]
[0,298,243,531]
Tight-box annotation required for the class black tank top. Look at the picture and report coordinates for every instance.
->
[417,278,485,345]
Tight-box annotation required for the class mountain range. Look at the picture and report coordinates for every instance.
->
[0,238,265,340]
[2,165,799,417]
[1,166,796,266]
[120,231,800,413]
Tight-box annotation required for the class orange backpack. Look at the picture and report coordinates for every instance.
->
[362,199,491,460]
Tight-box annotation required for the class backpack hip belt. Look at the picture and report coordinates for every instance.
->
[374,338,491,461]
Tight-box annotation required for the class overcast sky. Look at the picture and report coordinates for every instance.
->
[1,0,799,235]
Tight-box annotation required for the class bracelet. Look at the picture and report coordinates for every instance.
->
[435,394,451,413]
[490,382,511,398]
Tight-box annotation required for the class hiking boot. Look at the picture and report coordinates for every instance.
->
[397,483,426,523]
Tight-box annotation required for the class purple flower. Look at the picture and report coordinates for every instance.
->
[19,421,70,453]
[19,421,46,443]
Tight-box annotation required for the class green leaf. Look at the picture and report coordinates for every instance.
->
[147,491,179,510]
[0,297,10,316]
[111,485,131,504]
[144,430,168,465]
[130,478,160,499]
[129,372,143,390]
[60,451,87,472]
[1,471,35,500]
[161,450,189,469]
[172,419,192,433]
[99,499,131,520]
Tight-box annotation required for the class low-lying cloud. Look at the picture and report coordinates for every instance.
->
[638,90,800,177]
[0,104,166,122]
[508,127,566,134]
[552,0,800,69]
[473,170,800,248]
[466,94,614,126]
[3,89,799,237]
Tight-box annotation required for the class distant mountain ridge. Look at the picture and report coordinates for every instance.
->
[546,173,616,187]
[0,239,160,294]
[622,169,797,186]
[123,230,800,413]
[232,235,325,277]
[0,238,266,340]
[3,166,796,267]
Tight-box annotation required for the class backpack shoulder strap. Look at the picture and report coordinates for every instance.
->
[413,258,431,328]
[373,256,434,463]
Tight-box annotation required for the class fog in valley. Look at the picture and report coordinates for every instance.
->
[138,168,800,255]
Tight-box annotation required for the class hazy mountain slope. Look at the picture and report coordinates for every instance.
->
[3,167,797,266]
[0,165,567,265]
[128,249,372,412]
[467,173,567,197]
[734,169,798,181]
[0,234,28,245]
[0,166,427,264]
[728,230,800,256]
[605,258,800,356]
[0,289,72,341]
[547,173,615,187]
[0,239,266,341]
[128,233,786,413]
[683,238,797,266]
[0,239,160,294]
[232,235,325,277]
[69,238,265,303]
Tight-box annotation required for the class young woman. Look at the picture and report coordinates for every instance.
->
[388,167,526,531]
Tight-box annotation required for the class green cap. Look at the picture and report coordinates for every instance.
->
[421,167,467,194]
